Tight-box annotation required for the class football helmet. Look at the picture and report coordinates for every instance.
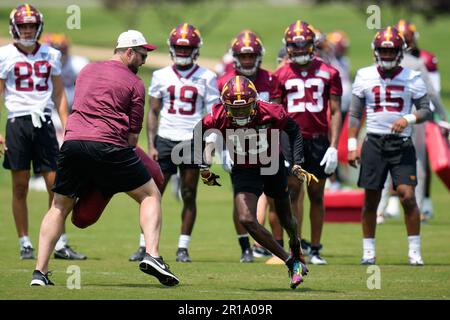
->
[372,26,406,70]
[231,30,265,77]
[41,33,70,55]
[168,23,202,66]
[326,30,349,58]
[9,4,44,47]
[221,75,258,126]
[283,20,316,65]
[395,19,418,48]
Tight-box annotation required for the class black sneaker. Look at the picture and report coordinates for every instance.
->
[240,248,254,263]
[252,245,272,258]
[54,245,87,260]
[20,246,35,260]
[176,248,192,262]
[30,270,54,286]
[139,254,180,286]
[129,247,146,262]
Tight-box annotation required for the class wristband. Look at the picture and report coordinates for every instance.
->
[403,114,417,125]
[348,138,357,152]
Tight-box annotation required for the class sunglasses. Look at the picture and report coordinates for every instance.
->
[132,48,147,61]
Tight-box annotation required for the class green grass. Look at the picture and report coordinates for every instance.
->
[0,2,449,300]
[0,163,449,299]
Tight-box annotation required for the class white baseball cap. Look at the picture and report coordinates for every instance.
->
[116,30,157,51]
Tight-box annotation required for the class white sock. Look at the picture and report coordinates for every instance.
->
[139,233,145,248]
[178,234,191,249]
[408,235,421,256]
[19,236,33,249]
[54,234,68,251]
[363,238,375,259]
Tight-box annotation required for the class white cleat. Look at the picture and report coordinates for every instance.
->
[310,253,327,265]
[409,252,424,266]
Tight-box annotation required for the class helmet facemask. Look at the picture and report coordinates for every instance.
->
[224,101,256,126]
[373,47,403,70]
[169,44,199,66]
[233,53,261,77]
[286,40,315,65]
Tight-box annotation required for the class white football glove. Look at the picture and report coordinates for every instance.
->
[320,147,338,175]
[30,109,47,128]
[221,147,234,173]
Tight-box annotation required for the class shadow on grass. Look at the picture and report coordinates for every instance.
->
[239,287,339,293]
[84,283,178,289]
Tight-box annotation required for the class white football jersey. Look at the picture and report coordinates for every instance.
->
[61,55,89,108]
[149,64,219,141]
[0,43,62,118]
[352,65,427,137]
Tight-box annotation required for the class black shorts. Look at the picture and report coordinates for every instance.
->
[155,135,199,175]
[52,140,150,198]
[3,115,59,174]
[231,155,289,199]
[358,134,417,190]
[281,132,330,179]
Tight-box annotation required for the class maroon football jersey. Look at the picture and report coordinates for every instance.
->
[217,68,281,102]
[274,59,342,138]
[419,49,438,72]
[202,100,288,167]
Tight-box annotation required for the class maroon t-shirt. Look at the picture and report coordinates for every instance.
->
[64,60,145,147]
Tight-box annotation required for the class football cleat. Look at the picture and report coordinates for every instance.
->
[139,254,179,286]
[288,259,308,290]
[176,248,192,263]
[30,270,54,286]
[54,245,87,260]
[129,246,146,262]
[309,251,327,265]
[409,252,424,266]
[240,248,254,263]
[20,246,35,260]
[252,245,273,258]
[361,257,376,265]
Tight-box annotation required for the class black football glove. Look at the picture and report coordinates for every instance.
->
[200,169,221,186]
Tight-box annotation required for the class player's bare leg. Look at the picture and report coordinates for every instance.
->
[235,192,288,261]
[288,176,303,240]
[11,170,35,259]
[233,199,254,262]
[397,184,423,266]
[251,194,272,258]
[35,193,75,273]
[175,168,199,262]
[307,178,327,264]
[129,171,171,262]
[361,189,382,265]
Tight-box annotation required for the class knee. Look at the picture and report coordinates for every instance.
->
[308,191,324,206]
[13,183,28,199]
[239,214,258,229]
[399,192,417,211]
[181,187,196,205]
[363,200,379,213]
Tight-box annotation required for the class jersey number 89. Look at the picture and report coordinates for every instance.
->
[14,61,51,92]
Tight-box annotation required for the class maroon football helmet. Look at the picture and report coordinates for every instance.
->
[231,30,265,76]
[167,23,203,66]
[372,26,406,70]
[283,20,316,65]
[9,4,43,47]
[395,19,418,48]
[221,75,258,126]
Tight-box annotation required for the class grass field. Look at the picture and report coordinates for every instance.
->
[0,1,449,300]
